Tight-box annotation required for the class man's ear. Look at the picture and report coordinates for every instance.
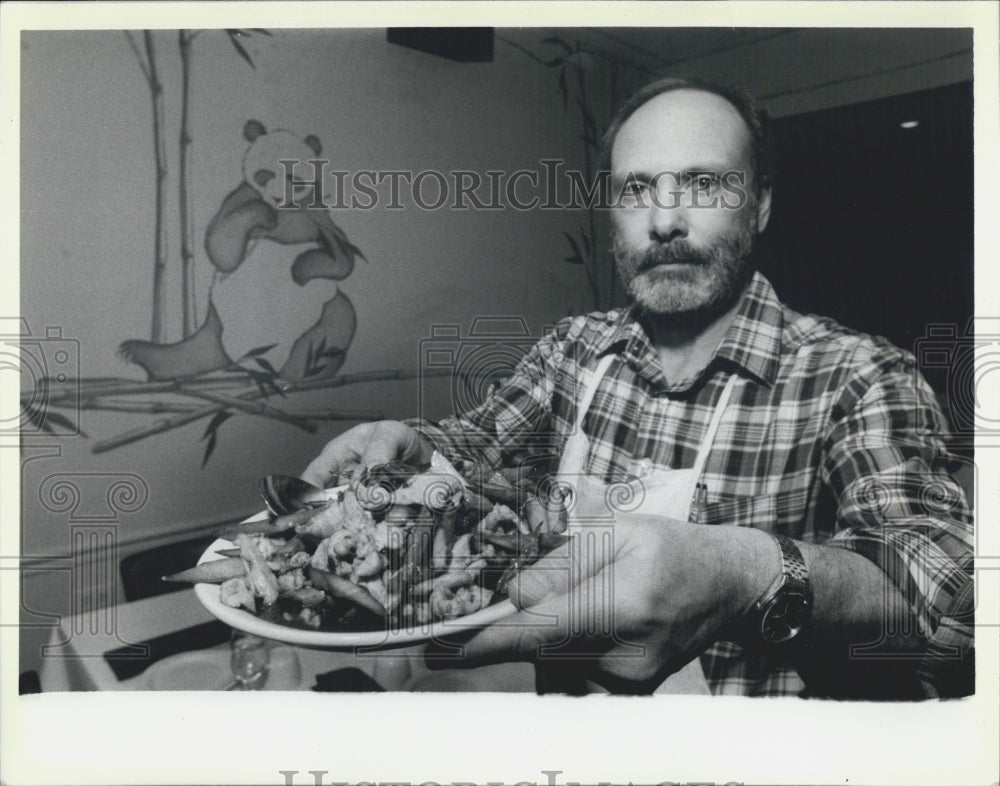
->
[756,187,772,233]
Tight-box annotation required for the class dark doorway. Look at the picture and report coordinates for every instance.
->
[757,80,974,386]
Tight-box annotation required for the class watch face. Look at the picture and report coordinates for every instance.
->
[759,591,811,644]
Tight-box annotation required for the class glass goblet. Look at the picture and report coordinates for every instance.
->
[229,630,270,690]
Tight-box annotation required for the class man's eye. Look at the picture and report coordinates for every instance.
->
[692,174,719,190]
[616,180,649,207]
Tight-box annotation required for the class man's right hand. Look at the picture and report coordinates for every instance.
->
[301,420,435,489]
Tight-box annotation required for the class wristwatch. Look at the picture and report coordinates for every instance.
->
[745,534,812,645]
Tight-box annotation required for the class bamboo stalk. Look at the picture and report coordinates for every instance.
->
[276,366,459,394]
[92,407,219,453]
[298,409,384,421]
[39,378,184,406]
[181,388,316,432]
[123,31,151,83]
[88,367,463,453]
[63,396,381,421]
[88,398,370,454]
[36,374,252,404]
[37,366,464,405]
[145,30,169,343]
[79,399,197,414]
[178,29,197,337]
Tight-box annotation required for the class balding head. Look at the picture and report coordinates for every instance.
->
[602,77,775,195]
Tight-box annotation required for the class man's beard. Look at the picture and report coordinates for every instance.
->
[612,221,758,328]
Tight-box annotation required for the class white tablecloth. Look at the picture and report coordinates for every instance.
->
[37,588,537,692]
[37,588,708,694]
[38,589,400,691]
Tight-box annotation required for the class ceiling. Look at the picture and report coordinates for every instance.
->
[501,27,973,117]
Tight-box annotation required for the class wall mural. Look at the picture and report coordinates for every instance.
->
[21,29,625,466]
[21,28,402,466]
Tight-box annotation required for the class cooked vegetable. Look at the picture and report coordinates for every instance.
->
[236,533,280,604]
[308,565,387,617]
[273,501,332,530]
[213,519,288,540]
[161,557,245,584]
[386,519,435,605]
[522,495,548,533]
[171,453,570,632]
[474,478,519,506]
[220,577,256,611]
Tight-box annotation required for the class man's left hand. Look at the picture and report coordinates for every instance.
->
[427,514,779,689]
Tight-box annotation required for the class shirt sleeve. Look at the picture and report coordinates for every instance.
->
[821,340,974,698]
[404,324,568,471]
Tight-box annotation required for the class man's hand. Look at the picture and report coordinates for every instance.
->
[429,514,779,689]
[302,420,435,488]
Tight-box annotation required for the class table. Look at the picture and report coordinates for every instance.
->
[37,588,537,692]
[38,587,708,694]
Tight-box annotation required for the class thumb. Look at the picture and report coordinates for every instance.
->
[349,439,402,486]
[347,421,426,485]
[430,565,619,668]
[302,442,358,489]
[504,531,616,610]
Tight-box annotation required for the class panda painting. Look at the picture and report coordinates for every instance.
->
[120,120,363,382]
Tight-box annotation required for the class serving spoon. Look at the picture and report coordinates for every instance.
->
[257,474,330,517]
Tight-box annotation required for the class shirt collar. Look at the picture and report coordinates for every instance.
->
[594,271,784,389]
[714,271,784,386]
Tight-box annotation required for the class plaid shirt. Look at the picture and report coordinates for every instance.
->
[411,272,974,698]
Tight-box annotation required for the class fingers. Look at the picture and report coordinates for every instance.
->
[426,532,622,670]
[506,526,619,610]
[428,565,623,669]
[346,422,404,485]
[302,421,424,489]
[427,589,580,669]
[301,438,361,489]
[503,541,573,610]
[583,664,669,695]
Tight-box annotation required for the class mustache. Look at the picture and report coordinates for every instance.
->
[635,240,714,273]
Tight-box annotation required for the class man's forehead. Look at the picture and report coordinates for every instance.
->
[611,88,753,174]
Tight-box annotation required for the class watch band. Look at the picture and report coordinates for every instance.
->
[745,533,813,645]
[774,533,810,593]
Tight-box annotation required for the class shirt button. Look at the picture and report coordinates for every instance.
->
[636,458,653,476]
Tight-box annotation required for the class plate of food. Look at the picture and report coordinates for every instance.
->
[168,453,570,649]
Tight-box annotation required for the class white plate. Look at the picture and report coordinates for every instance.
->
[192,503,518,649]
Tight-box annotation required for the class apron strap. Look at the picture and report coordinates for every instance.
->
[574,354,616,431]
[687,374,739,484]
[564,356,737,492]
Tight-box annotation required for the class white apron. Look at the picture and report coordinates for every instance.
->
[542,353,738,694]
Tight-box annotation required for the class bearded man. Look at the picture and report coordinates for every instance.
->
[304,78,973,699]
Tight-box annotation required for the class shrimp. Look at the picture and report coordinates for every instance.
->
[236,533,279,605]
[277,568,306,593]
[219,577,256,612]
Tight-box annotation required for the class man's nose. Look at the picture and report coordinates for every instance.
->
[648,187,688,243]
